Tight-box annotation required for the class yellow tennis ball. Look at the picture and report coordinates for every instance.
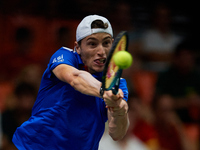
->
[113,51,133,69]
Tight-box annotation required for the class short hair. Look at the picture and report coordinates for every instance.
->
[91,20,108,29]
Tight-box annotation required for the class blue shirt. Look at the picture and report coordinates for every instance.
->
[12,47,128,150]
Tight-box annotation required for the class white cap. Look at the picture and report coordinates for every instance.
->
[76,15,113,42]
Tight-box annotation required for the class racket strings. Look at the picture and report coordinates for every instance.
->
[105,35,127,89]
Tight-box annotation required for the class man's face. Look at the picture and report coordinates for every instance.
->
[76,33,113,74]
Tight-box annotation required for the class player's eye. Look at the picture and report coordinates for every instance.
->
[103,40,112,47]
[88,41,97,47]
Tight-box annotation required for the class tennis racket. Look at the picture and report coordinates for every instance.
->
[101,31,129,95]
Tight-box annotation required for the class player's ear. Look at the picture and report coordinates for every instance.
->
[75,41,81,54]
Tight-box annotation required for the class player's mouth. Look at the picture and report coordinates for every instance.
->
[94,58,106,66]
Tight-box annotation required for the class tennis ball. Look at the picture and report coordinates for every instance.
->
[113,51,133,69]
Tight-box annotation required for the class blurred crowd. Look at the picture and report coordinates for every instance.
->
[0,0,200,150]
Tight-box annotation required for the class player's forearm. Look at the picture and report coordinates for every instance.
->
[108,100,129,141]
[71,70,101,97]
[53,64,101,97]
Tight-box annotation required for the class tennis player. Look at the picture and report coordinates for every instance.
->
[12,15,129,150]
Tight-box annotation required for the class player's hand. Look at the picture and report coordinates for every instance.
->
[103,89,128,116]
[103,89,123,107]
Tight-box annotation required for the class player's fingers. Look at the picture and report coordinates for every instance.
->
[117,89,124,99]
[106,106,114,112]
[109,90,122,101]
[104,97,119,108]
[107,89,124,101]
[103,90,116,100]
[103,89,123,100]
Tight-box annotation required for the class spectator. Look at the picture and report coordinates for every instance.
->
[156,39,200,123]
[138,2,182,72]
[109,0,142,73]
[130,92,159,150]
[1,82,37,150]
[151,94,193,150]
[15,64,43,91]
[130,93,194,150]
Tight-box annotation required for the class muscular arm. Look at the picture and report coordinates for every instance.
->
[103,90,129,141]
[53,64,101,97]
[53,64,129,140]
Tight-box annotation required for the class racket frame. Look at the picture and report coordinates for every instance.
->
[101,31,129,95]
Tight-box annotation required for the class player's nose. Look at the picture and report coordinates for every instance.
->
[97,44,106,56]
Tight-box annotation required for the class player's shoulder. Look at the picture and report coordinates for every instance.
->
[52,47,76,58]
[49,47,79,65]
[120,78,127,83]
[119,78,128,89]
[58,47,74,53]
[119,78,128,101]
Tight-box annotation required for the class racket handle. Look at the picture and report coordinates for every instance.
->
[112,89,118,95]
[112,77,120,95]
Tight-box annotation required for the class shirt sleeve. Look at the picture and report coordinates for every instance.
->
[49,47,78,71]
[119,78,129,101]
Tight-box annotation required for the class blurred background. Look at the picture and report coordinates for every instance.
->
[0,0,199,149]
